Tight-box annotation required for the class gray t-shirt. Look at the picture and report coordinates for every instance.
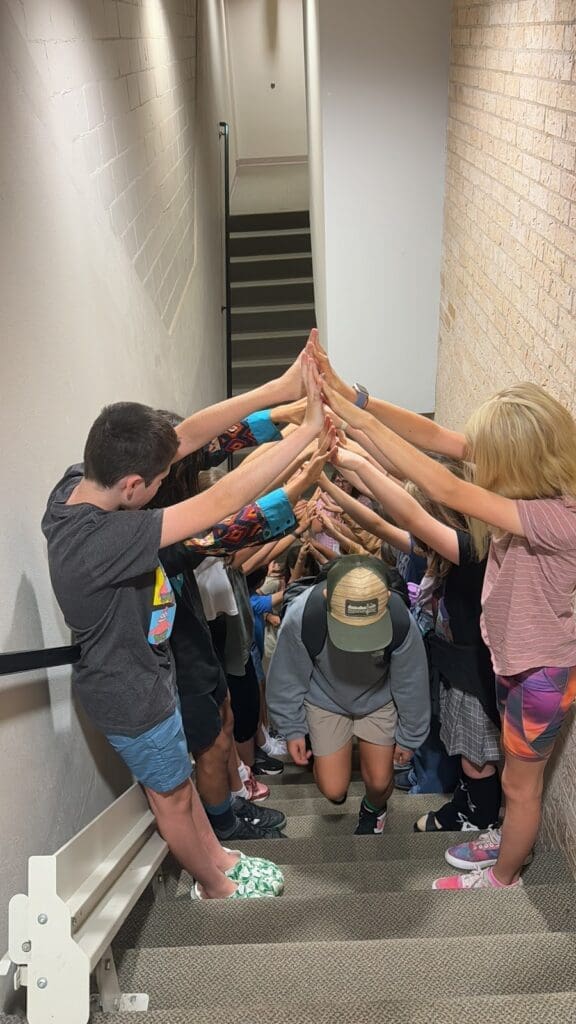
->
[41,465,177,736]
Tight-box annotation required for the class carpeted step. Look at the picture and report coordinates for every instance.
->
[231,830,480,864]
[164,851,568,901]
[269,779,367,800]
[114,881,575,949]
[271,793,445,821]
[90,991,576,1024]
[115,932,576,1008]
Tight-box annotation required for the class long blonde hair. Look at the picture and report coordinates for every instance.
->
[465,382,576,553]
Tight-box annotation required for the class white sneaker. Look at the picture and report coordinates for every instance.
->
[262,727,287,757]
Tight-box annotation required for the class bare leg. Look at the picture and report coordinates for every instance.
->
[358,740,394,808]
[492,754,547,885]
[195,697,234,806]
[313,741,353,802]
[145,779,236,898]
[461,755,496,779]
[236,736,255,768]
[228,744,244,793]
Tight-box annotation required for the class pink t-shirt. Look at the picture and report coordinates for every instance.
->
[481,497,576,676]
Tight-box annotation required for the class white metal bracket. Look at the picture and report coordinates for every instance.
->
[94,946,149,1014]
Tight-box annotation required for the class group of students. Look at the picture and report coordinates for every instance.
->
[42,330,576,898]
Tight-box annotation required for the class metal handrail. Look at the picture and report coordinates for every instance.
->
[0,645,80,677]
[219,121,232,400]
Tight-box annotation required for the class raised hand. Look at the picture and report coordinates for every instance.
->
[309,332,355,401]
[323,381,367,430]
[302,352,325,434]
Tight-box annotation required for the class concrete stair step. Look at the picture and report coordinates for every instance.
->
[89,991,576,1024]
[114,881,575,950]
[229,231,311,258]
[230,255,313,282]
[114,932,576,1008]
[229,210,310,233]
[231,279,315,306]
[231,304,315,333]
[232,333,305,364]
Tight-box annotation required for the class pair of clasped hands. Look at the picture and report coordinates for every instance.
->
[287,327,369,480]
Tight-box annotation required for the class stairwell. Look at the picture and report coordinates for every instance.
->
[229,211,316,396]
[82,761,576,1024]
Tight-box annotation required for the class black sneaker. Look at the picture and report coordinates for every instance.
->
[253,748,284,776]
[215,816,285,840]
[232,795,286,831]
[354,798,388,835]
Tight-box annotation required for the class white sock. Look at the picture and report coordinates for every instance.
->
[232,784,249,800]
[238,761,250,783]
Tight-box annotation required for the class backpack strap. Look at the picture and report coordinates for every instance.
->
[301,581,328,661]
[301,585,410,663]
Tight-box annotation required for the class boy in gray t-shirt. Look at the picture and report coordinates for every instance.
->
[42,354,323,899]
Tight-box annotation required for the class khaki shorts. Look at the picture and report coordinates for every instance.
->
[304,701,397,757]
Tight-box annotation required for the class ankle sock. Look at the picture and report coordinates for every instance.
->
[238,761,250,783]
[231,784,249,800]
[363,796,387,814]
[486,866,519,888]
[204,797,236,838]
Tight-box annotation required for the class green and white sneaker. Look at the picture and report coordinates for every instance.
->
[225,850,284,896]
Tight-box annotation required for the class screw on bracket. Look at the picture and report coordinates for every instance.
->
[21,942,31,953]
[37,915,48,925]
[37,978,48,990]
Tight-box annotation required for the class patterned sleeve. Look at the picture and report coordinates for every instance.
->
[206,410,283,465]
[182,487,296,556]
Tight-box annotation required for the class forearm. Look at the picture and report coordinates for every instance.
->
[322,473,410,552]
[364,397,466,459]
[347,427,405,479]
[175,379,297,459]
[161,422,316,547]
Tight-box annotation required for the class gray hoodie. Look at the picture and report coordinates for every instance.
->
[267,589,430,750]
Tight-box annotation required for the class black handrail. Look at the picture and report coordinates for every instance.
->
[219,121,232,400]
[0,645,80,677]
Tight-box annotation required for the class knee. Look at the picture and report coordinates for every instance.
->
[362,767,393,794]
[148,779,193,820]
[314,771,348,804]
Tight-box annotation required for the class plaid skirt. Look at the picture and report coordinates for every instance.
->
[439,683,502,766]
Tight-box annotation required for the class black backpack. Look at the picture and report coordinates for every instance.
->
[282,559,412,663]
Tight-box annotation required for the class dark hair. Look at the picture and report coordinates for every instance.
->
[147,411,209,508]
[84,402,180,487]
[246,567,268,593]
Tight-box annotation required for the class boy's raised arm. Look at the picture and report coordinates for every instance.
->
[175,338,313,460]
[161,357,324,547]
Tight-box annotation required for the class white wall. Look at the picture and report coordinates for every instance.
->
[0,0,229,974]
[309,0,451,412]
[225,0,307,163]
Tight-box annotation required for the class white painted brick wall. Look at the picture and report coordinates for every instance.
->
[18,0,197,328]
[436,0,576,869]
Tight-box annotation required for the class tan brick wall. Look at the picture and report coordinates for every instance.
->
[17,0,197,328]
[436,0,576,866]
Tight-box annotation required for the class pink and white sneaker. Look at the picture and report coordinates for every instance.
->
[244,773,270,803]
[432,866,523,891]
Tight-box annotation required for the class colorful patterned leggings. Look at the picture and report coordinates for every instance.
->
[496,665,576,762]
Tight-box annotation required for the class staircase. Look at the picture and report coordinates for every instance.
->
[228,211,315,396]
[81,761,576,1024]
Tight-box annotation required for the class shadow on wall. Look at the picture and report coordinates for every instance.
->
[2,574,130,797]
[266,0,278,50]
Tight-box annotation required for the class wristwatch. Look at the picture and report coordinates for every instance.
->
[353,383,370,409]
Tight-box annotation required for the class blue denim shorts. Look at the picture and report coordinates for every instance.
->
[105,706,192,793]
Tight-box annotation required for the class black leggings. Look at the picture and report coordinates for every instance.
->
[227,656,261,744]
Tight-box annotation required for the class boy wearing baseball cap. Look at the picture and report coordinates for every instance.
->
[267,556,430,833]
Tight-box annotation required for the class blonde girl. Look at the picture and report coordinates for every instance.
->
[319,356,576,891]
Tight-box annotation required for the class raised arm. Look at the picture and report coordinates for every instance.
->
[325,393,523,538]
[319,472,411,554]
[312,334,466,459]
[175,336,315,459]
[160,358,324,547]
